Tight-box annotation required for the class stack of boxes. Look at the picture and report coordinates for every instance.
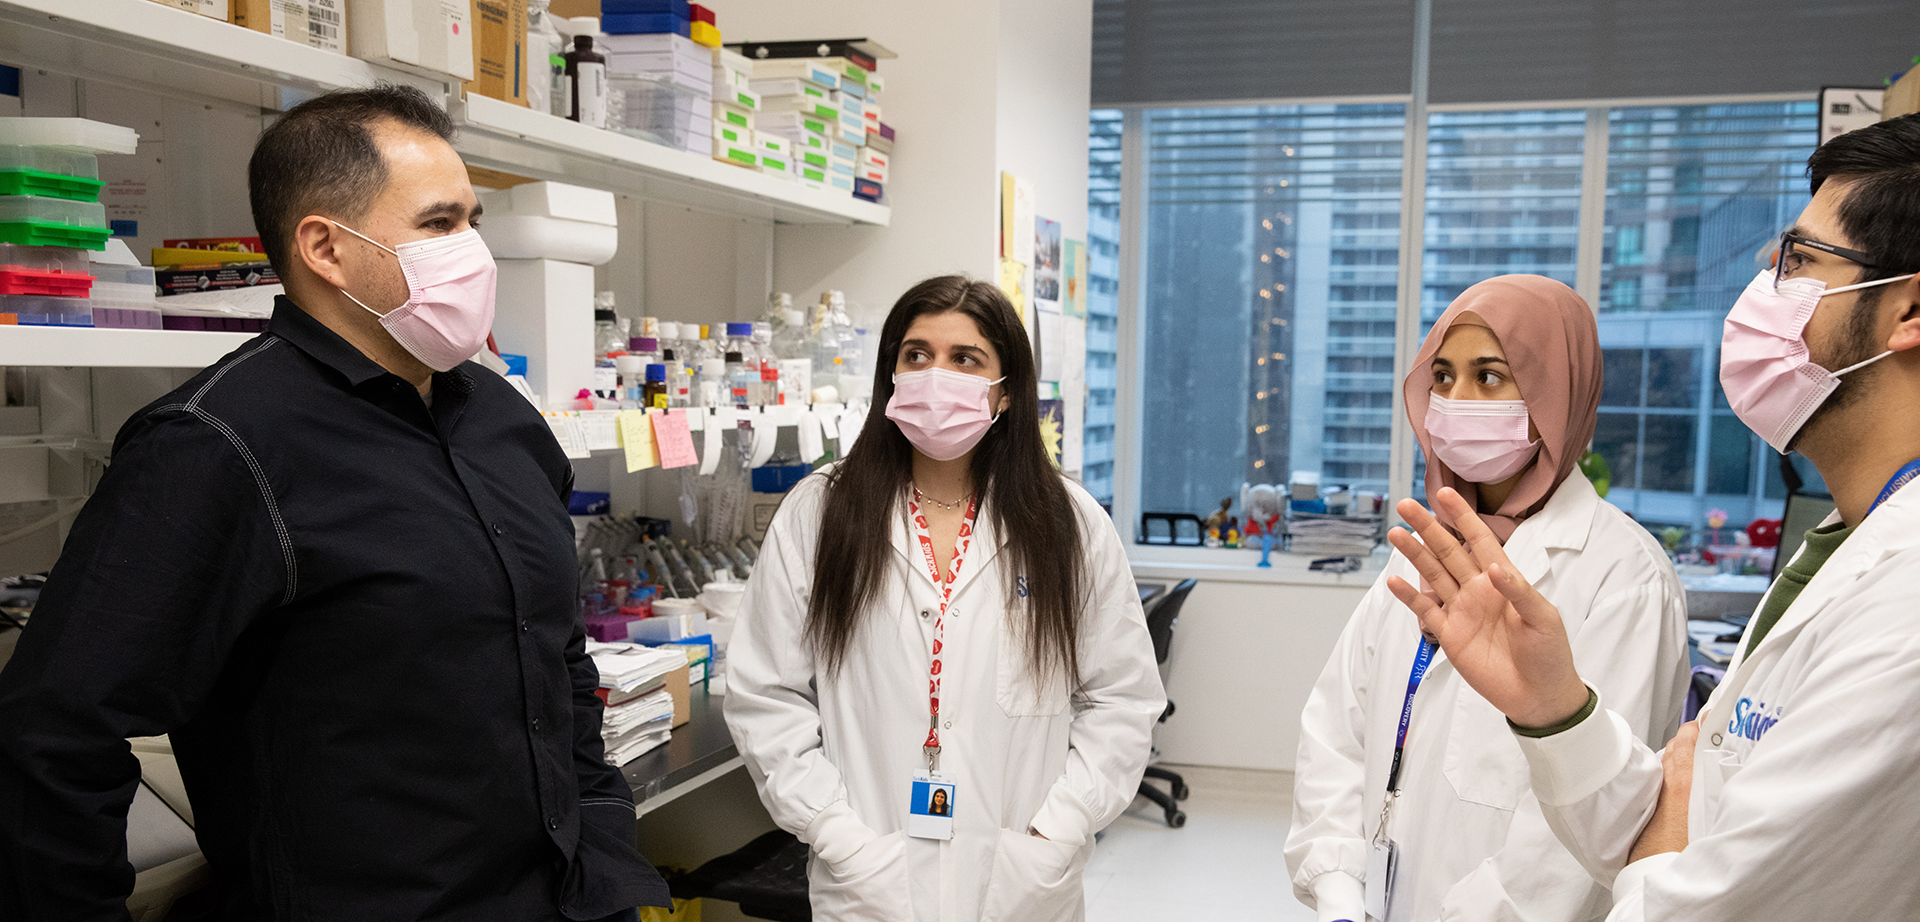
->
[602,23,714,156]
[0,119,147,329]
[736,49,892,202]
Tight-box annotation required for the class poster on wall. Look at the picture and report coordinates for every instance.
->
[1063,239,1087,318]
[1037,398,1065,469]
[1032,216,1062,313]
[1819,86,1885,146]
[1001,171,1035,266]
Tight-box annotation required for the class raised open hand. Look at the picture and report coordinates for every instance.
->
[1384,488,1590,729]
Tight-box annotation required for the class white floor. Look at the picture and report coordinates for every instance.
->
[1085,765,1315,922]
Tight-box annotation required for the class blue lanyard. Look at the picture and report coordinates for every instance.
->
[1869,458,1920,517]
[1385,638,1436,796]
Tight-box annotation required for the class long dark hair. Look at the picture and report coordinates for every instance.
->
[806,275,1087,686]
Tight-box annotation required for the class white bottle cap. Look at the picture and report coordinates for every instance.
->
[659,321,680,340]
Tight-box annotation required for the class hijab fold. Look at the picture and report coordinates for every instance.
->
[1405,275,1602,543]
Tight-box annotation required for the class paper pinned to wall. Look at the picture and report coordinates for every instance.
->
[998,258,1029,322]
[1037,307,1063,383]
[797,409,825,463]
[654,410,698,470]
[1032,216,1062,313]
[1063,314,1086,473]
[748,413,777,467]
[1001,172,1035,265]
[617,410,658,472]
[700,415,725,475]
[579,410,621,451]
[1063,239,1088,318]
[546,412,589,459]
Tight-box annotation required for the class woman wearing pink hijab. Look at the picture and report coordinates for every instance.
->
[1286,276,1690,922]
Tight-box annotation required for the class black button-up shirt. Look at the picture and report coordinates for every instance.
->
[0,297,669,921]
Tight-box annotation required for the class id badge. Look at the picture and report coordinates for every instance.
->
[1364,836,1397,921]
[906,769,956,840]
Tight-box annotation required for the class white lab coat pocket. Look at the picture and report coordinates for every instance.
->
[1443,689,1530,810]
[809,830,914,922]
[978,828,1090,922]
[997,617,1070,717]
[1690,747,1745,834]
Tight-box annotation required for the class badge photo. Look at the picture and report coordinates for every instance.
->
[907,770,956,840]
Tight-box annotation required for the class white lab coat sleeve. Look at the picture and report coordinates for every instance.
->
[1285,565,1398,922]
[723,481,878,868]
[1511,696,1664,891]
[1603,592,1920,922]
[1026,490,1167,847]
[1438,579,1689,920]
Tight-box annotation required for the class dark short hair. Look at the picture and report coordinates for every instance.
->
[1806,113,1920,284]
[247,84,455,277]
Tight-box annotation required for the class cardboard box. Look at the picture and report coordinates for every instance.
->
[151,0,228,19]
[348,0,476,81]
[465,0,529,105]
[745,58,837,91]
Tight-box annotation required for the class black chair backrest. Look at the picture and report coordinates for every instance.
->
[1144,579,1197,665]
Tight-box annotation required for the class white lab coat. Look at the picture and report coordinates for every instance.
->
[725,469,1165,922]
[1288,473,1689,922]
[1515,478,1920,921]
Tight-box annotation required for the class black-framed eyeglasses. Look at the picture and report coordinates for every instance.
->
[1774,232,1880,289]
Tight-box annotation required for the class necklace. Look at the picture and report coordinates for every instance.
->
[913,484,972,511]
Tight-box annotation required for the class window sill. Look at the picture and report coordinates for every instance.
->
[1127,543,1391,587]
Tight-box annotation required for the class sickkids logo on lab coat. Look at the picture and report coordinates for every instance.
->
[1729,697,1785,743]
[1016,575,1030,598]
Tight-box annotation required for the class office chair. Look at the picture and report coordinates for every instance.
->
[1137,578,1197,828]
[672,829,812,921]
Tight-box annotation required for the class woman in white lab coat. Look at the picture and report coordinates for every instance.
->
[1286,275,1690,922]
[725,275,1165,922]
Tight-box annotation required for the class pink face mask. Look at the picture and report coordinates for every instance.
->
[885,367,1006,461]
[1720,268,1913,454]
[1425,394,1540,483]
[333,222,498,373]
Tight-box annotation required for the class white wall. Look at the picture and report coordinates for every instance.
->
[1132,569,1369,771]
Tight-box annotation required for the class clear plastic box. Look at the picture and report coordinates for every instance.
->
[0,293,95,326]
[0,146,102,201]
[89,281,161,329]
[0,118,140,155]
[609,74,709,151]
[0,243,93,296]
[90,263,156,291]
[0,196,110,249]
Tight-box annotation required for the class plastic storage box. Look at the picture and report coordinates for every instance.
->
[87,263,161,329]
[0,293,94,326]
[0,118,140,155]
[0,243,93,297]
[0,147,103,201]
[0,196,111,249]
[609,73,709,150]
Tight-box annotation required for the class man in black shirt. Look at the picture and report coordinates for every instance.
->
[0,85,669,921]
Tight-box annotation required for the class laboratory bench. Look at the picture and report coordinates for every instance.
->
[622,685,743,818]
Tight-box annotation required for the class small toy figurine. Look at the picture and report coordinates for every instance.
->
[1258,531,1275,567]
[1225,527,1240,548]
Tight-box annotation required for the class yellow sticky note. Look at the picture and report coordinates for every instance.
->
[619,410,659,473]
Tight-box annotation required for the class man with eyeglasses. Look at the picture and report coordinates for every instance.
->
[1380,112,1920,921]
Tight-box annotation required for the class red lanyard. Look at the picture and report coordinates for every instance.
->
[908,492,978,770]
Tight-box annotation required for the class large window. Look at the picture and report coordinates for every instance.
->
[1595,102,1817,527]
[1083,110,1123,506]
[1107,98,1819,541]
[1134,104,1406,521]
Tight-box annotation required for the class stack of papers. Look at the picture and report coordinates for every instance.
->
[588,641,686,764]
[1286,516,1380,556]
[589,640,685,692]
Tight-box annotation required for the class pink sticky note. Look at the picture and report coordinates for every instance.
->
[654,410,699,470]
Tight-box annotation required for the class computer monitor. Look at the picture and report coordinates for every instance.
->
[1772,492,1837,580]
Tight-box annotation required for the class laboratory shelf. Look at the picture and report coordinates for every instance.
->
[451,95,891,228]
[0,325,253,367]
[0,0,448,110]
